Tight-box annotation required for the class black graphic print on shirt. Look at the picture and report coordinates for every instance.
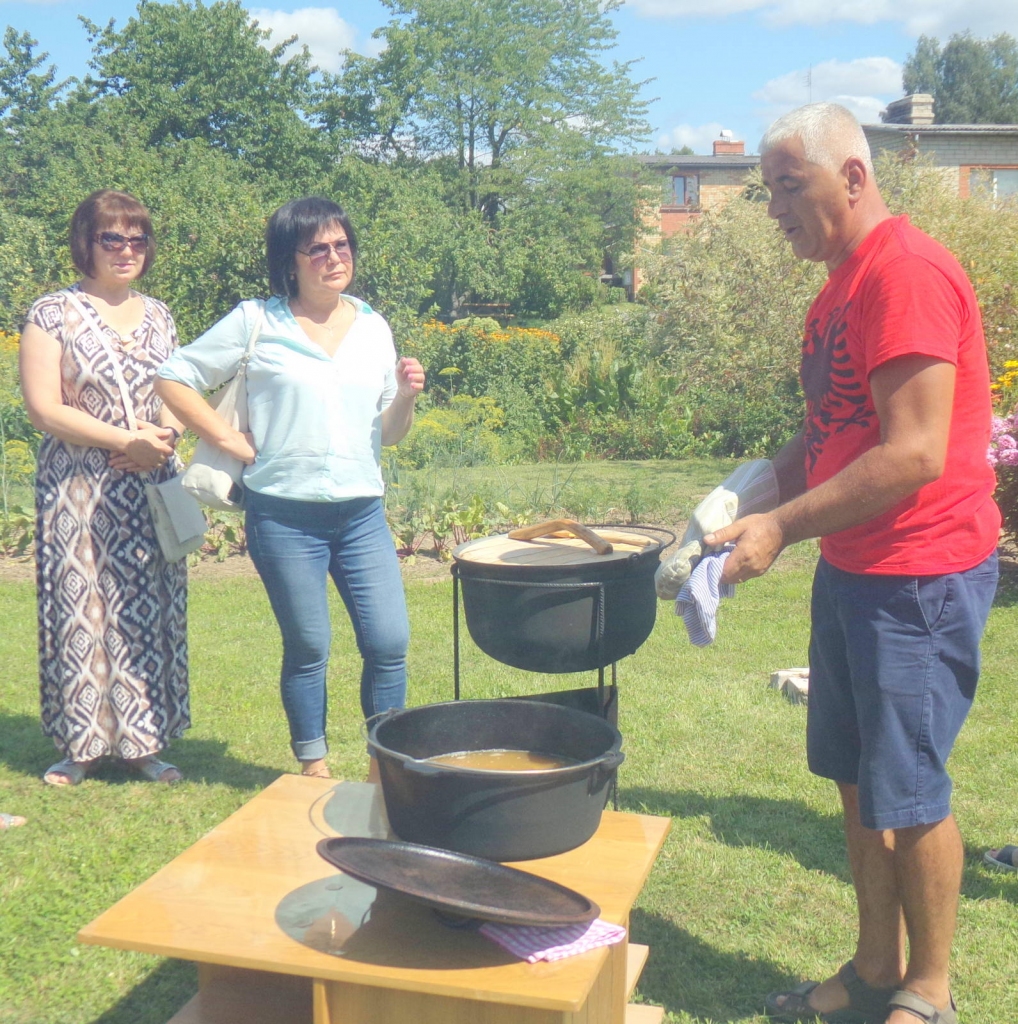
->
[801,301,876,473]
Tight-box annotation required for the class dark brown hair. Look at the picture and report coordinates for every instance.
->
[69,190,156,278]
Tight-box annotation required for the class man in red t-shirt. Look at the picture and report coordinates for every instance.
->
[707,104,999,1024]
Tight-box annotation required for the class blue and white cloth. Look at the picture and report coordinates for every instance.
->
[675,549,736,646]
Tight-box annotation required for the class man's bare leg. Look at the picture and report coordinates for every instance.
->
[885,814,962,1023]
[771,782,904,1015]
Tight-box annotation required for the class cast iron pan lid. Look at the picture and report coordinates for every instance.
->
[316,836,600,927]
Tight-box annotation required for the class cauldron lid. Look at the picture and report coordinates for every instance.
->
[316,836,600,926]
[454,528,658,568]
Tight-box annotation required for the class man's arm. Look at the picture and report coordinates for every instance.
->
[771,429,807,504]
[706,354,956,584]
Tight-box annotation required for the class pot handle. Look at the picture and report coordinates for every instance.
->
[508,519,613,555]
[597,749,625,778]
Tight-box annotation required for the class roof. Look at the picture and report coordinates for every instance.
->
[863,123,1018,135]
[636,153,759,169]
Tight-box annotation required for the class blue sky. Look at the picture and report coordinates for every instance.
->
[2,0,1017,154]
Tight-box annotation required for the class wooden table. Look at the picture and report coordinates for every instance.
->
[79,775,670,1024]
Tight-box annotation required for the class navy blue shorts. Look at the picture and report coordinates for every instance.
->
[806,552,998,830]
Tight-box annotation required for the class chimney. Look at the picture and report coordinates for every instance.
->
[881,94,935,125]
[712,132,745,156]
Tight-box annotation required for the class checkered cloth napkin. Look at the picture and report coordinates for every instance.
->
[479,918,627,962]
[675,548,736,647]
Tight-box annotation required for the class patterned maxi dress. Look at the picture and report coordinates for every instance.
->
[28,287,189,761]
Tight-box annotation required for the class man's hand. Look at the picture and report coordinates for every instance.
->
[704,513,786,585]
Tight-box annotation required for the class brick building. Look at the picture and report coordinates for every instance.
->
[863,94,1018,199]
[637,133,759,238]
[628,100,1018,296]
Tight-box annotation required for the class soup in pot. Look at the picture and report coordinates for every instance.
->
[423,749,578,772]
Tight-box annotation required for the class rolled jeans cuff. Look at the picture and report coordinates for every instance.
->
[293,736,328,762]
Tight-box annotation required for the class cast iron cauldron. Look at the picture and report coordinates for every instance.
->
[452,521,673,674]
[367,699,624,861]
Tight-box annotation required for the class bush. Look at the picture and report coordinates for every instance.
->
[639,154,1018,458]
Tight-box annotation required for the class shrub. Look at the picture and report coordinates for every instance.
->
[639,154,1018,458]
[390,395,508,469]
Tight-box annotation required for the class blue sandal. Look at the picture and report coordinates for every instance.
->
[43,758,90,786]
[983,844,1018,872]
[886,990,957,1023]
[131,757,182,783]
[765,961,896,1022]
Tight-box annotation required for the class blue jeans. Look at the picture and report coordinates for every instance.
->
[245,491,409,761]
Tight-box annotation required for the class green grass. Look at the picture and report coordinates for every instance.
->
[384,457,740,525]
[2,470,1018,1022]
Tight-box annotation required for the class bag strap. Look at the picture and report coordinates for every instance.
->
[243,301,264,363]
[63,288,139,432]
[233,300,264,383]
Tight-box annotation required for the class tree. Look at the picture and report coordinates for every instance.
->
[82,0,331,178]
[0,29,67,139]
[335,0,649,198]
[330,0,649,313]
[903,32,1018,124]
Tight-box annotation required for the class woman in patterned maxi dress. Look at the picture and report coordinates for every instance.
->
[20,190,189,785]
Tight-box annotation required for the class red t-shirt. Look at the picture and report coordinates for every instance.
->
[801,215,1000,574]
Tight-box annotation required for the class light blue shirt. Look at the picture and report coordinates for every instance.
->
[157,295,397,502]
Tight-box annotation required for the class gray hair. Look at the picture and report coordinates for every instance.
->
[760,103,875,177]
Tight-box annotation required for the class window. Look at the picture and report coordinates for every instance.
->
[970,167,1018,200]
[664,174,698,206]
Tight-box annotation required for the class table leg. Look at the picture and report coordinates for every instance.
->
[165,965,313,1024]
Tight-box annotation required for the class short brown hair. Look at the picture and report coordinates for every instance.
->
[69,190,156,278]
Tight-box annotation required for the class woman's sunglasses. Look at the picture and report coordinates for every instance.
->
[94,232,150,253]
[297,240,353,265]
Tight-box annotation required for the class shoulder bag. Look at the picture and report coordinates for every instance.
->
[181,301,264,511]
[63,288,207,563]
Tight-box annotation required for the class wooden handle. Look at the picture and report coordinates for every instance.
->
[508,519,613,555]
[547,529,654,548]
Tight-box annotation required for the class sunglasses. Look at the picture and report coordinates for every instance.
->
[94,232,150,253]
[297,240,353,265]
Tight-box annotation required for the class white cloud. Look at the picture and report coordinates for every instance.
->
[656,121,731,154]
[753,57,901,125]
[628,0,1018,37]
[249,7,356,74]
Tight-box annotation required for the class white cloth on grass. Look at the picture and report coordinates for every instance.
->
[676,549,735,647]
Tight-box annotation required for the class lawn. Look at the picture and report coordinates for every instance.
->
[1,463,1017,1023]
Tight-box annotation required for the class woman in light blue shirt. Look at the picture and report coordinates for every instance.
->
[156,197,424,781]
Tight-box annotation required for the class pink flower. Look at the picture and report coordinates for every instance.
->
[1000,448,1018,467]
[999,434,1017,450]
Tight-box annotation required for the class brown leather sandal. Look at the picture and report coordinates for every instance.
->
[764,961,896,1023]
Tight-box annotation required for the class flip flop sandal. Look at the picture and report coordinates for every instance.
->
[300,764,332,779]
[983,844,1018,872]
[43,758,89,786]
[0,813,26,829]
[886,990,958,1023]
[132,757,182,783]
[765,961,896,1023]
